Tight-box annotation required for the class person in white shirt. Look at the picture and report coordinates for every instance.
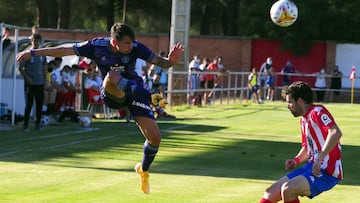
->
[187,54,200,104]
[314,67,327,102]
[50,57,66,112]
[134,58,147,78]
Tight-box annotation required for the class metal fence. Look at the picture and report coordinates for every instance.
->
[165,70,360,106]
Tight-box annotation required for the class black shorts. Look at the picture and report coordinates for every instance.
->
[251,85,259,93]
[200,80,206,89]
[207,80,214,89]
[260,79,266,87]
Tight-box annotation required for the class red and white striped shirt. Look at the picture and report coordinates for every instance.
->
[300,104,343,180]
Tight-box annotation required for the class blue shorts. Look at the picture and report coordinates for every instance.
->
[286,162,339,199]
[101,79,155,120]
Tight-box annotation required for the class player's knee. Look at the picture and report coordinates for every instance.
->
[149,134,161,146]
[103,76,126,99]
[262,183,282,201]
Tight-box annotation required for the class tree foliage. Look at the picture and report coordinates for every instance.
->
[2,0,360,54]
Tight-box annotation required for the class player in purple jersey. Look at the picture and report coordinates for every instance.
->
[16,23,184,194]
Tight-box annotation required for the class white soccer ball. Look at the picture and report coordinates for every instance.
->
[79,116,91,128]
[40,115,49,126]
[270,0,298,27]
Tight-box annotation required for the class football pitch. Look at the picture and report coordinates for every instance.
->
[0,102,359,203]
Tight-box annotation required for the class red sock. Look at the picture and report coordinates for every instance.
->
[285,198,299,203]
[259,198,272,203]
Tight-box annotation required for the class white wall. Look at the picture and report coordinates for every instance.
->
[1,78,25,115]
[0,53,78,116]
[336,43,360,88]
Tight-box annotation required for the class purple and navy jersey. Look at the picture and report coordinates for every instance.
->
[73,37,155,80]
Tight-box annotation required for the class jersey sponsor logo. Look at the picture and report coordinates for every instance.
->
[131,101,152,111]
[110,65,125,72]
[321,114,332,126]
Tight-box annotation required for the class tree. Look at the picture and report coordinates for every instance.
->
[3,0,360,54]
[34,0,58,28]
[0,0,34,27]
[58,0,71,29]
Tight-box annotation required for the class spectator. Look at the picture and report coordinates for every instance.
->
[214,56,227,90]
[63,65,81,111]
[2,27,11,50]
[30,25,44,47]
[330,65,343,102]
[150,70,165,98]
[135,58,147,78]
[151,93,176,119]
[314,67,327,102]
[149,51,167,98]
[18,34,47,131]
[43,60,57,114]
[266,68,276,101]
[281,61,296,86]
[32,25,40,35]
[156,51,168,95]
[258,57,273,103]
[79,57,92,69]
[187,54,201,104]
[217,56,225,71]
[198,57,210,105]
[204,57,220,104]
[50,57,66,112]
[248,67,260,103]
[146,65,155,91]
[84,63,102,102]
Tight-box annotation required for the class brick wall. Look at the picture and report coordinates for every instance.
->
[18,28,336,74]
[18,28,252,73]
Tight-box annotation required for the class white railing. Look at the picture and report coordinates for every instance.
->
[165,70,360,106]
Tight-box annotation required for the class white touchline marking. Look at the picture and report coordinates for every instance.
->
[0,128,100,157]
[0,124,190,158]
[39,128,100,139]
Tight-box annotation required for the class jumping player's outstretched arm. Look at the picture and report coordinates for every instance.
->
[150,43,184,68]
[16,46,75,62]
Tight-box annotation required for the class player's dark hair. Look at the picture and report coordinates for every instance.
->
[54,57,62,62]
[281,81,313,104]
[30,34,42,41]
[111,23,135,41]
[159,51,166,57]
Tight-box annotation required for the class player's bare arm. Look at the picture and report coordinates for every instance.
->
[313,124,342,176]
[16,46,75,62]
[285,146,308,170]
[150,43,184,68]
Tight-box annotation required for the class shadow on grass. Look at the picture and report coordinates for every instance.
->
[0,119,358,187]
[155,138,360,186]
[0,121,226,162]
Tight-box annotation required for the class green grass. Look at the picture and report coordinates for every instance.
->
[0,101,359,203]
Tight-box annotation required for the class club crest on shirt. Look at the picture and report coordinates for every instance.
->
[321,114,332,126]
[121,56,130,64]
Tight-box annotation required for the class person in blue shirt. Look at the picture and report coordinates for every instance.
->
[16,23,184,194]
